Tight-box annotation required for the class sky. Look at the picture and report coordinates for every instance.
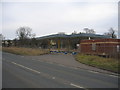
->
[0,0,119,39]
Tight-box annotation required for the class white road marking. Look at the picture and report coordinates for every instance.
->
[52,77,55,79]
[11,62,41,74]
[7,59,119,79]
[109,75,118,78]
[58,64,65,67]
[89,71,99,74]
[11,61,85,89]
[89,70,118,78]
[70,83,84,88]
[18,58,119,77]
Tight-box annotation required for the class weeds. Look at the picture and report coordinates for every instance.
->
[2,47,49,56]
[75,54,119,73]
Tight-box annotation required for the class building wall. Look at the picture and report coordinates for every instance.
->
[80,39,120,57]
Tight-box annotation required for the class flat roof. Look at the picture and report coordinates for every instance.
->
[36,33,110,40]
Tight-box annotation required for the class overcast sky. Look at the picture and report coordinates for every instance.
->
[1,0,119,39]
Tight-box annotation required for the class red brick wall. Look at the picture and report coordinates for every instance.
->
[80,39,120,55]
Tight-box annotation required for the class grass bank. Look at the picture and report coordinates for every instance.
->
[2,47,49,56]
[75,54,119,73]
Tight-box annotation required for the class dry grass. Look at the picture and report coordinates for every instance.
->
[75,53,119,73]
[2,47,49,56]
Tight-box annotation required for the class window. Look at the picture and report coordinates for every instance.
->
[92,43,96,51]
[117,45,120,52]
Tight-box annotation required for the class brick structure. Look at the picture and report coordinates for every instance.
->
[80,39,120,58]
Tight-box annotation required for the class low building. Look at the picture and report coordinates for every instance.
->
[80,39,120,58]
[37,33,110,50]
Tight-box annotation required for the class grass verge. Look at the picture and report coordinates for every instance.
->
[2,47,49,56]
[75,53,119,73]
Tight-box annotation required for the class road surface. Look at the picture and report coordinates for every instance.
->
[2,52,119,88]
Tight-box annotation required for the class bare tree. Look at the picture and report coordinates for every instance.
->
[84,28,89,33]
[0,34,5,40]
[72,31,77,34]
[84,28,96,34]
[16,26,36,46]
[104,28,116,38]
[16,26,32,40]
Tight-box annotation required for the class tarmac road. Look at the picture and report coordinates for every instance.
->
[2,52,119,88]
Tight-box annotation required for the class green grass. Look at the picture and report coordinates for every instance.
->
[2,47,49,56]
[75,53,119,73]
